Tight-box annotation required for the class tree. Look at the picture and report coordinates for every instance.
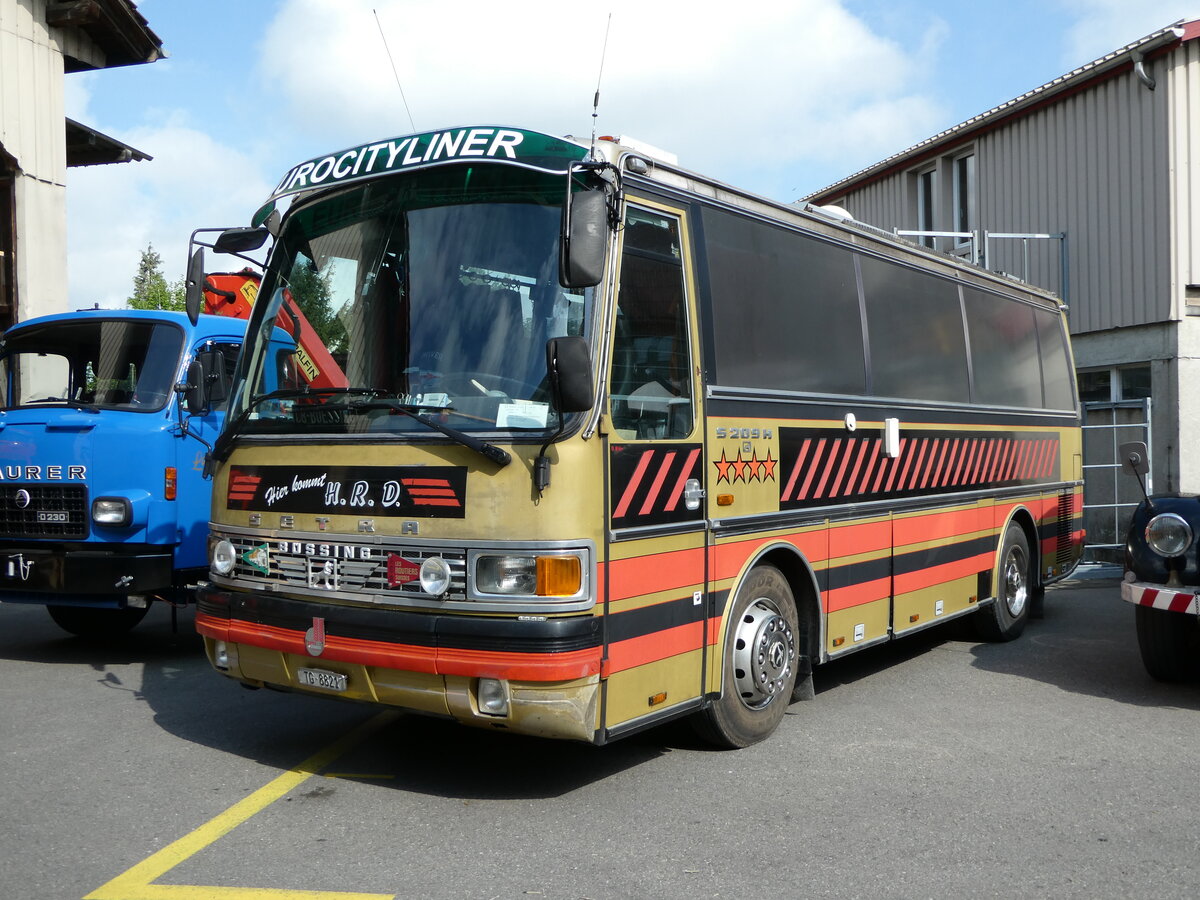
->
[288,260,345,354]
[127,243,185,311]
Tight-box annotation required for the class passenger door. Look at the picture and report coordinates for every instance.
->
[601,200,708,737]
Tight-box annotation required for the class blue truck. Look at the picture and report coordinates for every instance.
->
[0,308,245,636]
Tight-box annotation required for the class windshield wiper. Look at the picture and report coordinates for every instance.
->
[209,386,386,465]
[339,398,511,467]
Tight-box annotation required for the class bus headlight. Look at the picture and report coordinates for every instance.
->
[419,556,452,596]
[475,555,581,597]
[212,539,236,575]
[1145,513,1193,558]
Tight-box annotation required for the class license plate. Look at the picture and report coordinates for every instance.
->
[296,667,347,692]
[37,511,68,523]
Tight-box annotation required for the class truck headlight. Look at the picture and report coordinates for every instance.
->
[1145,513,1193,558]
[211,539,236,575]
[92,497,131,526]
[475,555,581,597]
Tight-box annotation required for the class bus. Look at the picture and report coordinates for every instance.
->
[190,125,1084,748]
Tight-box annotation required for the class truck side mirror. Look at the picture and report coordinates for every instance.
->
[546,336,594,413]
[185,248,205,326]
[179,360,207,415]
[560,189,608,288]
[1120,441,1149,477]
[178,349,227,416]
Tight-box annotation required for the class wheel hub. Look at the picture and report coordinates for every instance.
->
[732,598,796,710]
[1003,546,1028,617]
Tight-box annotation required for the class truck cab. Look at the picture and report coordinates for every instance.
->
[0,309,245,636]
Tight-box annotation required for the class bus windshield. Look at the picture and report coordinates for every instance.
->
[0,318,183,413]
[230,165,593,439]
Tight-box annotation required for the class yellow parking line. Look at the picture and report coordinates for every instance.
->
[84,711,400,900]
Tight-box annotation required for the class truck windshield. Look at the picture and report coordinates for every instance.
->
[0,318,184,412]
[229,165,594,439]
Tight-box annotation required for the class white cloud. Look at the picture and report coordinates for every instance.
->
[1057,0,1196,66]
[258,0,949,199]
[67,117,273,308]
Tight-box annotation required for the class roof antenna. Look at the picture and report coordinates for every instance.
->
[374,8,416,132]
[589,13,613,159]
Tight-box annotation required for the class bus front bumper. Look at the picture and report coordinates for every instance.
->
[196,584,603,743]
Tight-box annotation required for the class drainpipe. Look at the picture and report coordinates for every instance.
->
[1131,50,1156,90]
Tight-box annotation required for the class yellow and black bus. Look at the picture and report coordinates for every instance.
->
[190,126,1083,747]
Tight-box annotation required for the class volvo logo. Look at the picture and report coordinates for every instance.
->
[14,489,30,509]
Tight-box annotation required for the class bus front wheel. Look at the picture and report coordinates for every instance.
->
[975,523,1032,642]
[694,565,799,749]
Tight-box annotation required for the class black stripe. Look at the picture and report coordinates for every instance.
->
[198,586,601,654]
[606,592,709,644]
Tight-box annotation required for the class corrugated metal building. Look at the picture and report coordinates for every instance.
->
[804,20,1200,558]
[0,0,163,331]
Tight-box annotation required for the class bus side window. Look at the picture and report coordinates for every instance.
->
[610,211,693,440]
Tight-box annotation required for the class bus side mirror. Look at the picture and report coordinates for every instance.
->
[214,226,270,254]
[546,336,594,413]
[1120,441,1149,477]
[185,247,205,326]
[560,189,608,288]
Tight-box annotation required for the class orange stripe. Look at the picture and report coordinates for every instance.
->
[826,576,890,612]
[602,620,704,675]
[608,546,705,600]
[195,612,601,682]
[893,507,988,545]
[893,551,993,595]
[830,520,890,557]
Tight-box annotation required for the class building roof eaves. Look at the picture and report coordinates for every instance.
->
[802,19,1192,203]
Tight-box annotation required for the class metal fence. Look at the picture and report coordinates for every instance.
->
[1081,398,1151,563]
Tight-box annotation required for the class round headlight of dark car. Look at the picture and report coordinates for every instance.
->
[1145,513,1194,558]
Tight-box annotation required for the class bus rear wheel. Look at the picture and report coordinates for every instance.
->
[694,565,799,749]
[975,522,1032,642]
[47,603,150,638]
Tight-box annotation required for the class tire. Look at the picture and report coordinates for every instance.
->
[47,603,150,638]
[694,565,799,749]
[975,523,1033,642]
[1135,604,1200,682]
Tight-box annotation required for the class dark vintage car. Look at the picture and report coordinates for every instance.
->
[1119,442,1200,680]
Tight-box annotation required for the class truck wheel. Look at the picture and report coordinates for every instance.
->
[694,565,799,749]
[47,604,150,638]
[1135,604,1200,682]
[975,522,1033,642]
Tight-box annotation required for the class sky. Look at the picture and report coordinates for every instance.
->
[64,0,1198,309]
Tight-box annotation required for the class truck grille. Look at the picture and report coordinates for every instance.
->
[0,484,88,539]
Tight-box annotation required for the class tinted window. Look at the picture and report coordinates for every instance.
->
[702,208,866,395]
[1034,307,1075,410]
[962,289,1041,408]
[861,257,968,403]
[609,208,694,439]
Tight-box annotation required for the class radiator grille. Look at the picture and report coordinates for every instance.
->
[0,484,88,539]
[221,532,467,601]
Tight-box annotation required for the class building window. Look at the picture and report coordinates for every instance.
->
[953,152,975,247]
[916,168,936,248]
[1077,365,1151,402]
